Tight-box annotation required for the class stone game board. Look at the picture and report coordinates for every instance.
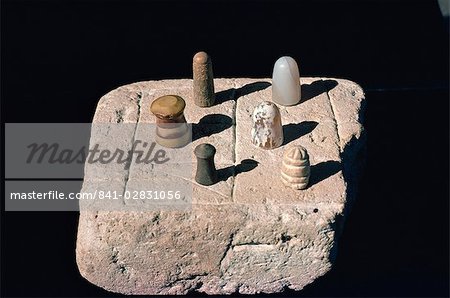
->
[76,77,366,294]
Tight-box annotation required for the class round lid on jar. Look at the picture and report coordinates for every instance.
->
[150,95,186,119]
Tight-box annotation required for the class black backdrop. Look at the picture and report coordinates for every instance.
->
[1,0,449,297]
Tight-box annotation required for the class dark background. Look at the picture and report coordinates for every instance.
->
[1,0,449,297]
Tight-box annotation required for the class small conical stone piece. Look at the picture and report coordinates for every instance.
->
[281,145,310,190]
[272,56,300,106]
[193,51,215,107]
[251,101,283,149]
[194,143,218,186]
[150,95,191,148]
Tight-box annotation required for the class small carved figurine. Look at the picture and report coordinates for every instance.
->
[281,145,310,190]
[251,101,283,149]
[150,95,191,148]
[193,51,215,107]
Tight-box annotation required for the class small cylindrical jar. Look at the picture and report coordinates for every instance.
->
[150,95,191,148]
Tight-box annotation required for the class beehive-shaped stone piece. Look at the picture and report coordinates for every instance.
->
[281,145,310,190]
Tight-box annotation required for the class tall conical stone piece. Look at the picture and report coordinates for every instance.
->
[251,101,283,149]
[194,143,218,186]
[193,51,215,107]
[272,56,300,106]
[150,95,191,148]
[281,145,310,190]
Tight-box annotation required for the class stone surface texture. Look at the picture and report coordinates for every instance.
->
[76,77,366,295]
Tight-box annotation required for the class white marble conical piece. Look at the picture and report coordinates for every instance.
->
[272,56,300,106]
[251,101,283,149]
